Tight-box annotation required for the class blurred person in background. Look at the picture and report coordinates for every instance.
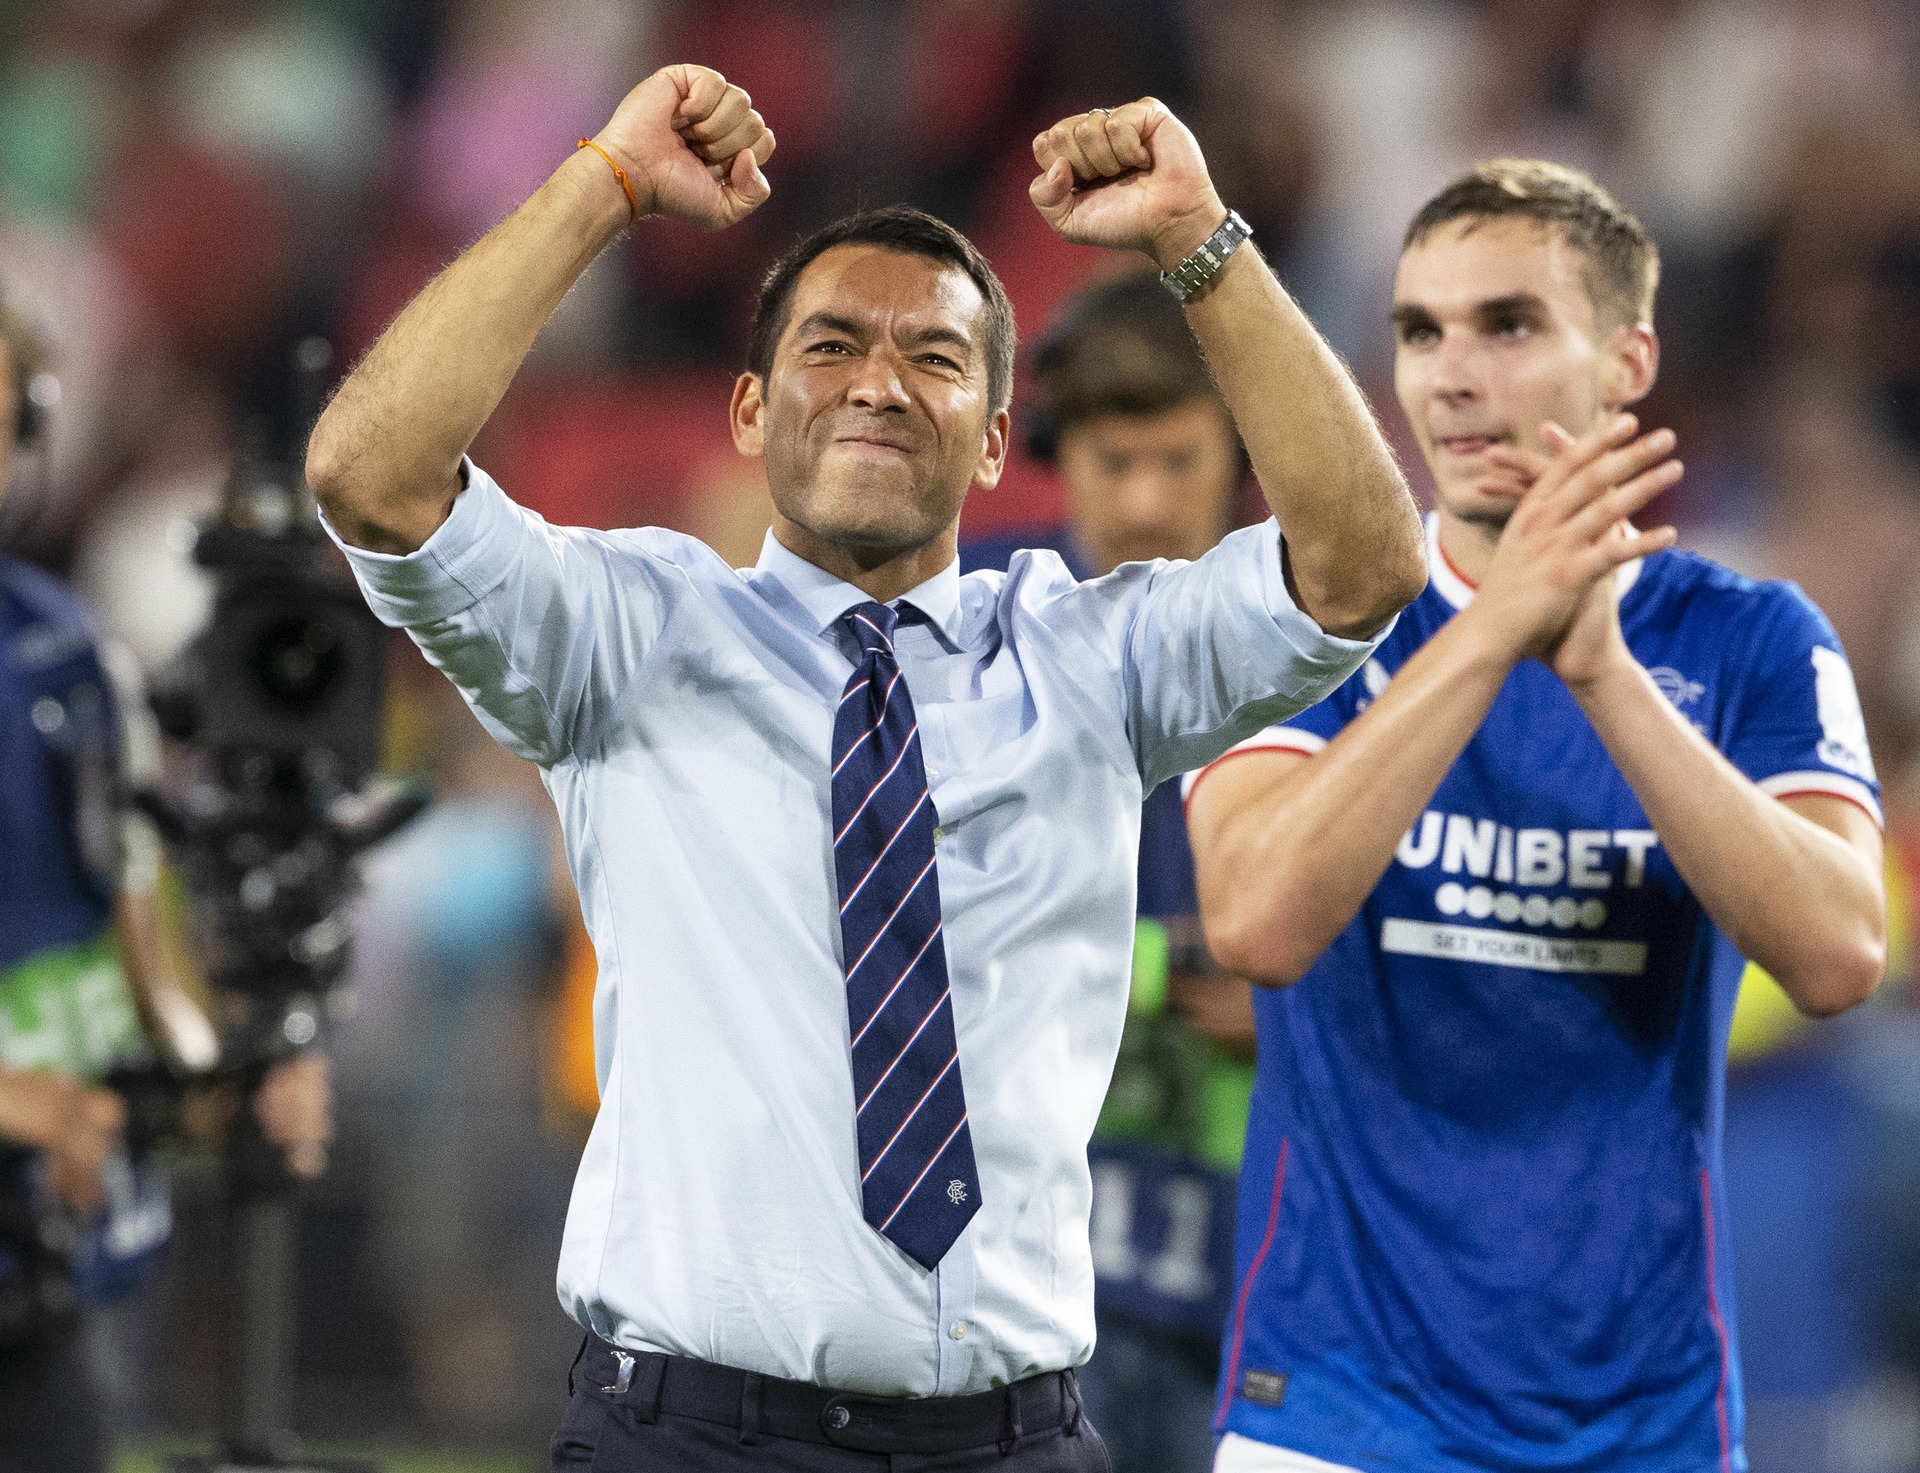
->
[0,295,331,1472]
[1187,161,1887,1473]
[340,653,580,1443]
[963,273,1256,1473]
[306,57,1423,1470]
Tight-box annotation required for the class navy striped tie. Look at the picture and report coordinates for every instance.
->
[832,599,980,1270]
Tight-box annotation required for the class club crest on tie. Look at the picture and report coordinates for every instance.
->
[947,1178,968,1205]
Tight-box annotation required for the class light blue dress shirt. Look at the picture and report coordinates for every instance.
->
[327,461,1386,1397]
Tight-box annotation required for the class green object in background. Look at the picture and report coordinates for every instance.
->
[1198,1058,1255,1173]
[0,930,142,1078]
[0,58,114,219]
[1130,916,1170,1017]
[1096,917,1252,1170]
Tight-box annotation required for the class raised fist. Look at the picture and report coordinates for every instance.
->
[593,64,776,231]
[1029,99,1225,269]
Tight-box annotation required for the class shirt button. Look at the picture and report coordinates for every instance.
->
[932,827,947,842]
[950,1321,970,1341]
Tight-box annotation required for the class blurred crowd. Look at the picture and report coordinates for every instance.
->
[0,0,1916,1468]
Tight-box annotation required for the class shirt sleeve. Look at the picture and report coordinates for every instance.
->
[322,460,679,767]
[1031,519,1391,791]
[1177,661,1366,804]
[1721,582,1883,828]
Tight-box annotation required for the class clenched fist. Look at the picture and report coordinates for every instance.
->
[1029,99,1226,269]
[592,64,776,231]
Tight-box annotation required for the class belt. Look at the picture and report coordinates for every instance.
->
[572,1336,1087,1455]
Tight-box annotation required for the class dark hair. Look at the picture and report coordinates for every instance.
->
[746,205,1016,411]
[1024,273,1224,461]
[1404,159,1660,327]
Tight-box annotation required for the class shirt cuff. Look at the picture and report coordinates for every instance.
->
[1253,520,1397,688]
[320,458,525,628]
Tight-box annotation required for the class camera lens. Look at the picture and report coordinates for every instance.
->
[251,617,343,711]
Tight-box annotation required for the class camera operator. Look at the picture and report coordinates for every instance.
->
[0,296,332,1473]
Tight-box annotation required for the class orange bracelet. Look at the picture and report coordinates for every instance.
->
[577,137,639,223]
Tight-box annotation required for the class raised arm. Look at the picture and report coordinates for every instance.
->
[1191,415,1679,981]
[1029,101,1424,637]
[307,65,775,553]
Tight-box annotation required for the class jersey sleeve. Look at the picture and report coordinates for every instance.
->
[1721,582,1882,827]
[323,460,683,767]
[1178,656,1373,805]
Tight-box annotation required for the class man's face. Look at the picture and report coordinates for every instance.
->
[735,244,1006,566]
[1055,398,1240,575]
[1392,216,1623,529]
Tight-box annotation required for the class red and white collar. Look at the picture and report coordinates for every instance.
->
[1425,512,1642,611]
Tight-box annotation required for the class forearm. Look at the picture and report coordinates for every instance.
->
[0,1065,65,1148]
[0,1075,47,1152]
[1573,660,1885,1014]
[309,148,630,552]
[1170,241,1423,638]
[1195,614,1514,981]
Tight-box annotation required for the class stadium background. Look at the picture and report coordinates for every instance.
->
[0,0,1915,1469]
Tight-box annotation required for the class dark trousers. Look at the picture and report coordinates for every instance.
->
[0,1320,108,1473]
[553,1336,1111,1472]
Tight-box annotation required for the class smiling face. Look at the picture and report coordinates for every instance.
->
[731,244,1008,584]
[1393,216,1654,531]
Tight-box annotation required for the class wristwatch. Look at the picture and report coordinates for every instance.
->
[1160,209,1252,304]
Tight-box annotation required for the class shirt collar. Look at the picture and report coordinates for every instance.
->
[753,530,965,646]
[1424,512,1642,612]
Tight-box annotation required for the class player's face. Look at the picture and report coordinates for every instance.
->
[739,245,1007,565]
[1393,217,1624,529]
[1056,398,1239,575]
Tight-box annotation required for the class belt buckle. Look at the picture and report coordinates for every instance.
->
[602,1350,636,1395]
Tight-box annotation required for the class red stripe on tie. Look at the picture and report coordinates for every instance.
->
[843,854,937,980]
[851,928,941,1049]
[1214,1137,1288,1431]
[856,989,949,1115]
[832,668,905,778]
[860,1052,958,1182]
[878,1112,969,1232]
[835,739,918,845]
[851,611,894,647]
[1700,1170,1733,1473]
[836,784,926,896]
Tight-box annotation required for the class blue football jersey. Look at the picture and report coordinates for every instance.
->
[0,558,120,973]
[1199,520,1880,1473]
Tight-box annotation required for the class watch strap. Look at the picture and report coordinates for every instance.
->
[1160,209,1252,304]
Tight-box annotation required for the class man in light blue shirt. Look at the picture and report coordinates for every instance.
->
[307,63,1424,1471]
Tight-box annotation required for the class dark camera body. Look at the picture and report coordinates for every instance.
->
[140,462,420,1162]
[162,519,387,789]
